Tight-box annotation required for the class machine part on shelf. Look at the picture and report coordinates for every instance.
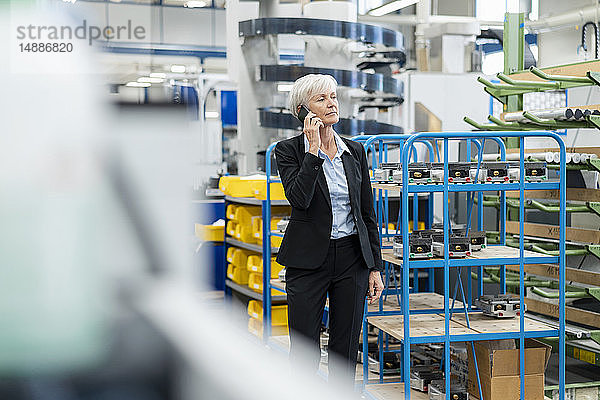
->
[393,234,434,259]
[238,18,405,50]
[481,161,510,183]
[258,65,403,96]
[276,218,289,233]
[410,366,444,393]
[278,267,286,283]
[454,229,487,251]
[530,286,589,299]
[258,108,404,135]
[432,233,471,258]
[393,162,434,184]
[373,162,401,183]
[428,380,469,400]
[507,161,548,182]
[474,294,525,319]
[431,162,472,183]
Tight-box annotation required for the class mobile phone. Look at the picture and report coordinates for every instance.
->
[297,105,310,123]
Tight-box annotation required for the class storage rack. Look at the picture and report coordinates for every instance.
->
[223,183,289,342]
[360,131,567,400]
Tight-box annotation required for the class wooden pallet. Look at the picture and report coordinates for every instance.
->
[450,312,554,334]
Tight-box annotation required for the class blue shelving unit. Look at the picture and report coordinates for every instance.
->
[360,131,567,400]
[222,187,289,341]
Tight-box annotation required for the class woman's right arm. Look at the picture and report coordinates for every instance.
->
[274,141,324,210]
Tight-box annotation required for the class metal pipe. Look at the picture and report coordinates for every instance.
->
[531,286,589,299]
[504,108,574,122]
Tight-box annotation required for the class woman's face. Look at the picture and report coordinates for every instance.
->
[306,89,339,126]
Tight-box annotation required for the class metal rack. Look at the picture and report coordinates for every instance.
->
[360,131,567,400]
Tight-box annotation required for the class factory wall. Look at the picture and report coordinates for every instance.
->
[59,1,226,48]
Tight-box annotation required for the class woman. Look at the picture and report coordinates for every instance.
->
[274,74,384,385]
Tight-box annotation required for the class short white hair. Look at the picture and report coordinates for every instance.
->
[288,74,338,118]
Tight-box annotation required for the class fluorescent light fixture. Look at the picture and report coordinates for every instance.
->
[277,84,293,92]
[62,0,77,3]
[126,82,151,88]
[137,76,165,83]
[171,65,186,73]
[368,0,420,16]
[205,111,219,119]
[149,72,167,78]
[184,0,207,8]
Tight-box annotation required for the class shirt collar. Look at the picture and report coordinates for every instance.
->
[303,132,350,156]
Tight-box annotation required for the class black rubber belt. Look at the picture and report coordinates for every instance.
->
[259,65,403,95]
[239,17,405,50]
[259,108,404,135]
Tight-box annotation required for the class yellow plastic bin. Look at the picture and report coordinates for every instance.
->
[226,247,236,263]
[227,263,250,285]
[226,204,238,221]
[194,223,224,242]
[231,248,256,270]
[246,255,284,279]
[252,216,285,248]
[248,272,280,295]
[248,317,289,338]
[234,206,262,243]
[253,181,287,201]
[247,300,288,325]
[226,220,237,237]
[219,175,267,198]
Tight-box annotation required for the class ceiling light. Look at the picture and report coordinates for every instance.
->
[184,1,207,8]
[126,82,151,88]
[150,72,167,78]
[368,0,420,17]
[277,84,293,92]
[205,111,219,119]
[137,76,165,83]
[62,0,77,3]
[171,65,186,73]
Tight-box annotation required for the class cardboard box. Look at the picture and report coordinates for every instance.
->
[467,339,551,400]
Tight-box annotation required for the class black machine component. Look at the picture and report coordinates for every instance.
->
[432,162,472,183]
[474,294,525,319]
[239,17,405,50]
[410,366,444,392]
[394,162,433,184]
[258,65,403,96]
[393,234,434,259]
[432,233,471,258]
[482,161,509,183]
[258,107,404,135]
[507,161,548,182]
[454,229,487,251]
[428,380,469,400]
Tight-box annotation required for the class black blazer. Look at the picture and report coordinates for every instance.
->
[274,134,382,272]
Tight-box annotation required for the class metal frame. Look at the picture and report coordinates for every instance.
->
[360,131,566,400]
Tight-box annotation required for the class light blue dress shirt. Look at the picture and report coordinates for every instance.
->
[304,133,357,239]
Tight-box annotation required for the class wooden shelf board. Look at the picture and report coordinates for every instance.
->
[526,298,600,329]
[508,60,600,81]
[506,221,600,244]
[506,264,600,287]
[368,313,475,341]
[506,188,600,202]
[366,383,429,400]
[450,312,554,334]
[382,245,548,265]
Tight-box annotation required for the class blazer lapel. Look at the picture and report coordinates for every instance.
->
[341,151,359,210]
[317,170,332,209]
[296,134,332,209]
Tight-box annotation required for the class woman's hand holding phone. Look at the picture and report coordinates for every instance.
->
[302,107,323,156]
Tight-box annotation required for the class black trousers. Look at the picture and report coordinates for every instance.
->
[285,234,369,385]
